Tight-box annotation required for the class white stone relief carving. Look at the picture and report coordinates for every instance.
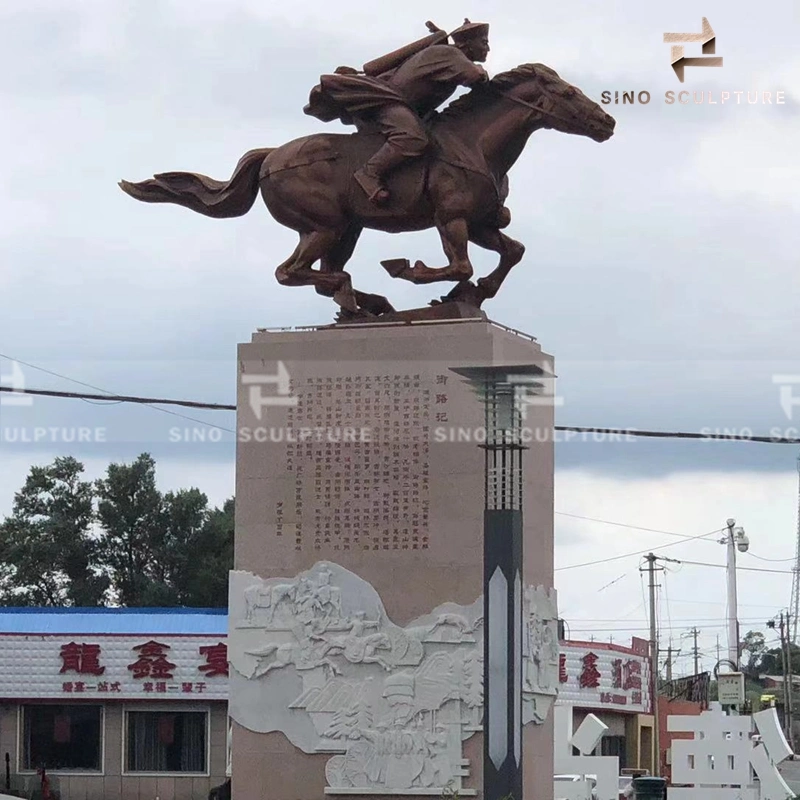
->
[230,565,558,794]
[229,563,484,795]
[522,585,560,725]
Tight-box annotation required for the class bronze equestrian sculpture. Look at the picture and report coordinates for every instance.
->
[119,20,615,320]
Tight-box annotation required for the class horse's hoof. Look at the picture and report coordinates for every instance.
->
[476,277,495,297]
[381,258,410,278]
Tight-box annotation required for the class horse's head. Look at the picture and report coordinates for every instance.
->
[495,64,616,143]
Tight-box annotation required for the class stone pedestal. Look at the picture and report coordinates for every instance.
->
[230,318,555,800]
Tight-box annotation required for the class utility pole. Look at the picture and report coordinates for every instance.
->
[645,553,661,777]
[790,454,800,644]
[724,518,748,671]
[779,613,791,742]
[690,628,700,675]
[787,612,795,749]
[665,646,674,682]
[716,634,720,667]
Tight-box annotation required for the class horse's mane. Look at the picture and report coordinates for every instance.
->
[438,63,560,121]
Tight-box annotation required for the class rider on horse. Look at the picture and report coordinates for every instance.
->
[304,19,491,206]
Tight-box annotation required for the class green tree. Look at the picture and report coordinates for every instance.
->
[1,452,233,608]
[95,453,167,606]
[173,497,234,607]
[0,456,108,606]
[740,630,767,678]
[761,643,800,676]
[94,453,233,607]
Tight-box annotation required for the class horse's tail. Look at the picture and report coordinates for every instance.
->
[118,147,274,218]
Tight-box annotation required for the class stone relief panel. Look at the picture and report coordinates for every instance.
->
[229,564,557,795]
[229,563,483,795]
[522,585,560,725]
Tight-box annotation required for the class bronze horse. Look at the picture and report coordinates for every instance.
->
[120,64,615,318]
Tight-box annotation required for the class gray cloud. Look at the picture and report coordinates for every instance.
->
[1,0,798,488]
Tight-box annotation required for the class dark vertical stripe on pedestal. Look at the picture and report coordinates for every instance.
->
[485,508,523,800]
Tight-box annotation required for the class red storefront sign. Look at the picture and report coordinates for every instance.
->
[59,643,105,675]
[128,641,177,680]
[579,652,601,689]
[199,643,228,678]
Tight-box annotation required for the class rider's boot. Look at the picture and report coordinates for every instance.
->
[354,143,409,206]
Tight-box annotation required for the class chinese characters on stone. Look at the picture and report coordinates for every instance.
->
[282,373,433,553]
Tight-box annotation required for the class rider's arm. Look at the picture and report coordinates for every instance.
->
[448,48,489,86]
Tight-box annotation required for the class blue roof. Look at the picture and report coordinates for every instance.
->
[0,607,228,635]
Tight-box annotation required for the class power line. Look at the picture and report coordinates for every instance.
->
[0,354,235,433]
[0,385,234,411]
[555,512,721,542]
[745,552,796,563]
[555,528,723,572]
[567,616,775,623]
[4,384,800,444]
[662,556,794,576]
[568,622,774,633]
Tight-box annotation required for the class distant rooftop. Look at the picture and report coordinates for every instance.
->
[0,607,227,636]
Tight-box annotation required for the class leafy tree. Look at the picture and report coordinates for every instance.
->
[1,453,234,608]
[761,644,800,676]
[740,630,767,678]
[95,453,167,606]
[0,456,108,606]
[173,497,234,607]
[94,453,234,607]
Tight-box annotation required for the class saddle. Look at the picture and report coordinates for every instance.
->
[262,126,499,213]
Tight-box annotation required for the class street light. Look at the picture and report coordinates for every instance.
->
[451,364,545,800]
[721,518,748,673]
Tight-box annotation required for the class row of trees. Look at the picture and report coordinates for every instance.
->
[740,629,800,677]
[0,454,233,608]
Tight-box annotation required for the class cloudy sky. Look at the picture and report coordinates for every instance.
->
[1,0,799,676]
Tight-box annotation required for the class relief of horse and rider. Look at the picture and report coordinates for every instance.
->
[238,567,482,680]
[120,19,615,319]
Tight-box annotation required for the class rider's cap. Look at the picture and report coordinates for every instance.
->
[450,18,489,42]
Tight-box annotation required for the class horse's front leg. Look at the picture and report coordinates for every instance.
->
[472,227,525,298]
[382,218,473,285]
[440,227,525,304]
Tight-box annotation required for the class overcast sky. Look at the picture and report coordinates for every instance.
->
[1,0,799,675]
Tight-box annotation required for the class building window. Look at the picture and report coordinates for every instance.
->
[126,711,207,773]
[22,705,103,772]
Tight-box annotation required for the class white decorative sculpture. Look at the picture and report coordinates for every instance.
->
[230,563,486,795]
[230,564,558,795]
[553,705,619,800]
[522,585,560,725]
[667,703,794,800]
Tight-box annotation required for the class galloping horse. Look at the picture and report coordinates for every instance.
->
[120,64,614,317]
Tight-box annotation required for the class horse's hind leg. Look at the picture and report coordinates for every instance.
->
[275,230,351,297]
[320,226,395,317]
[382,218,474,285]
